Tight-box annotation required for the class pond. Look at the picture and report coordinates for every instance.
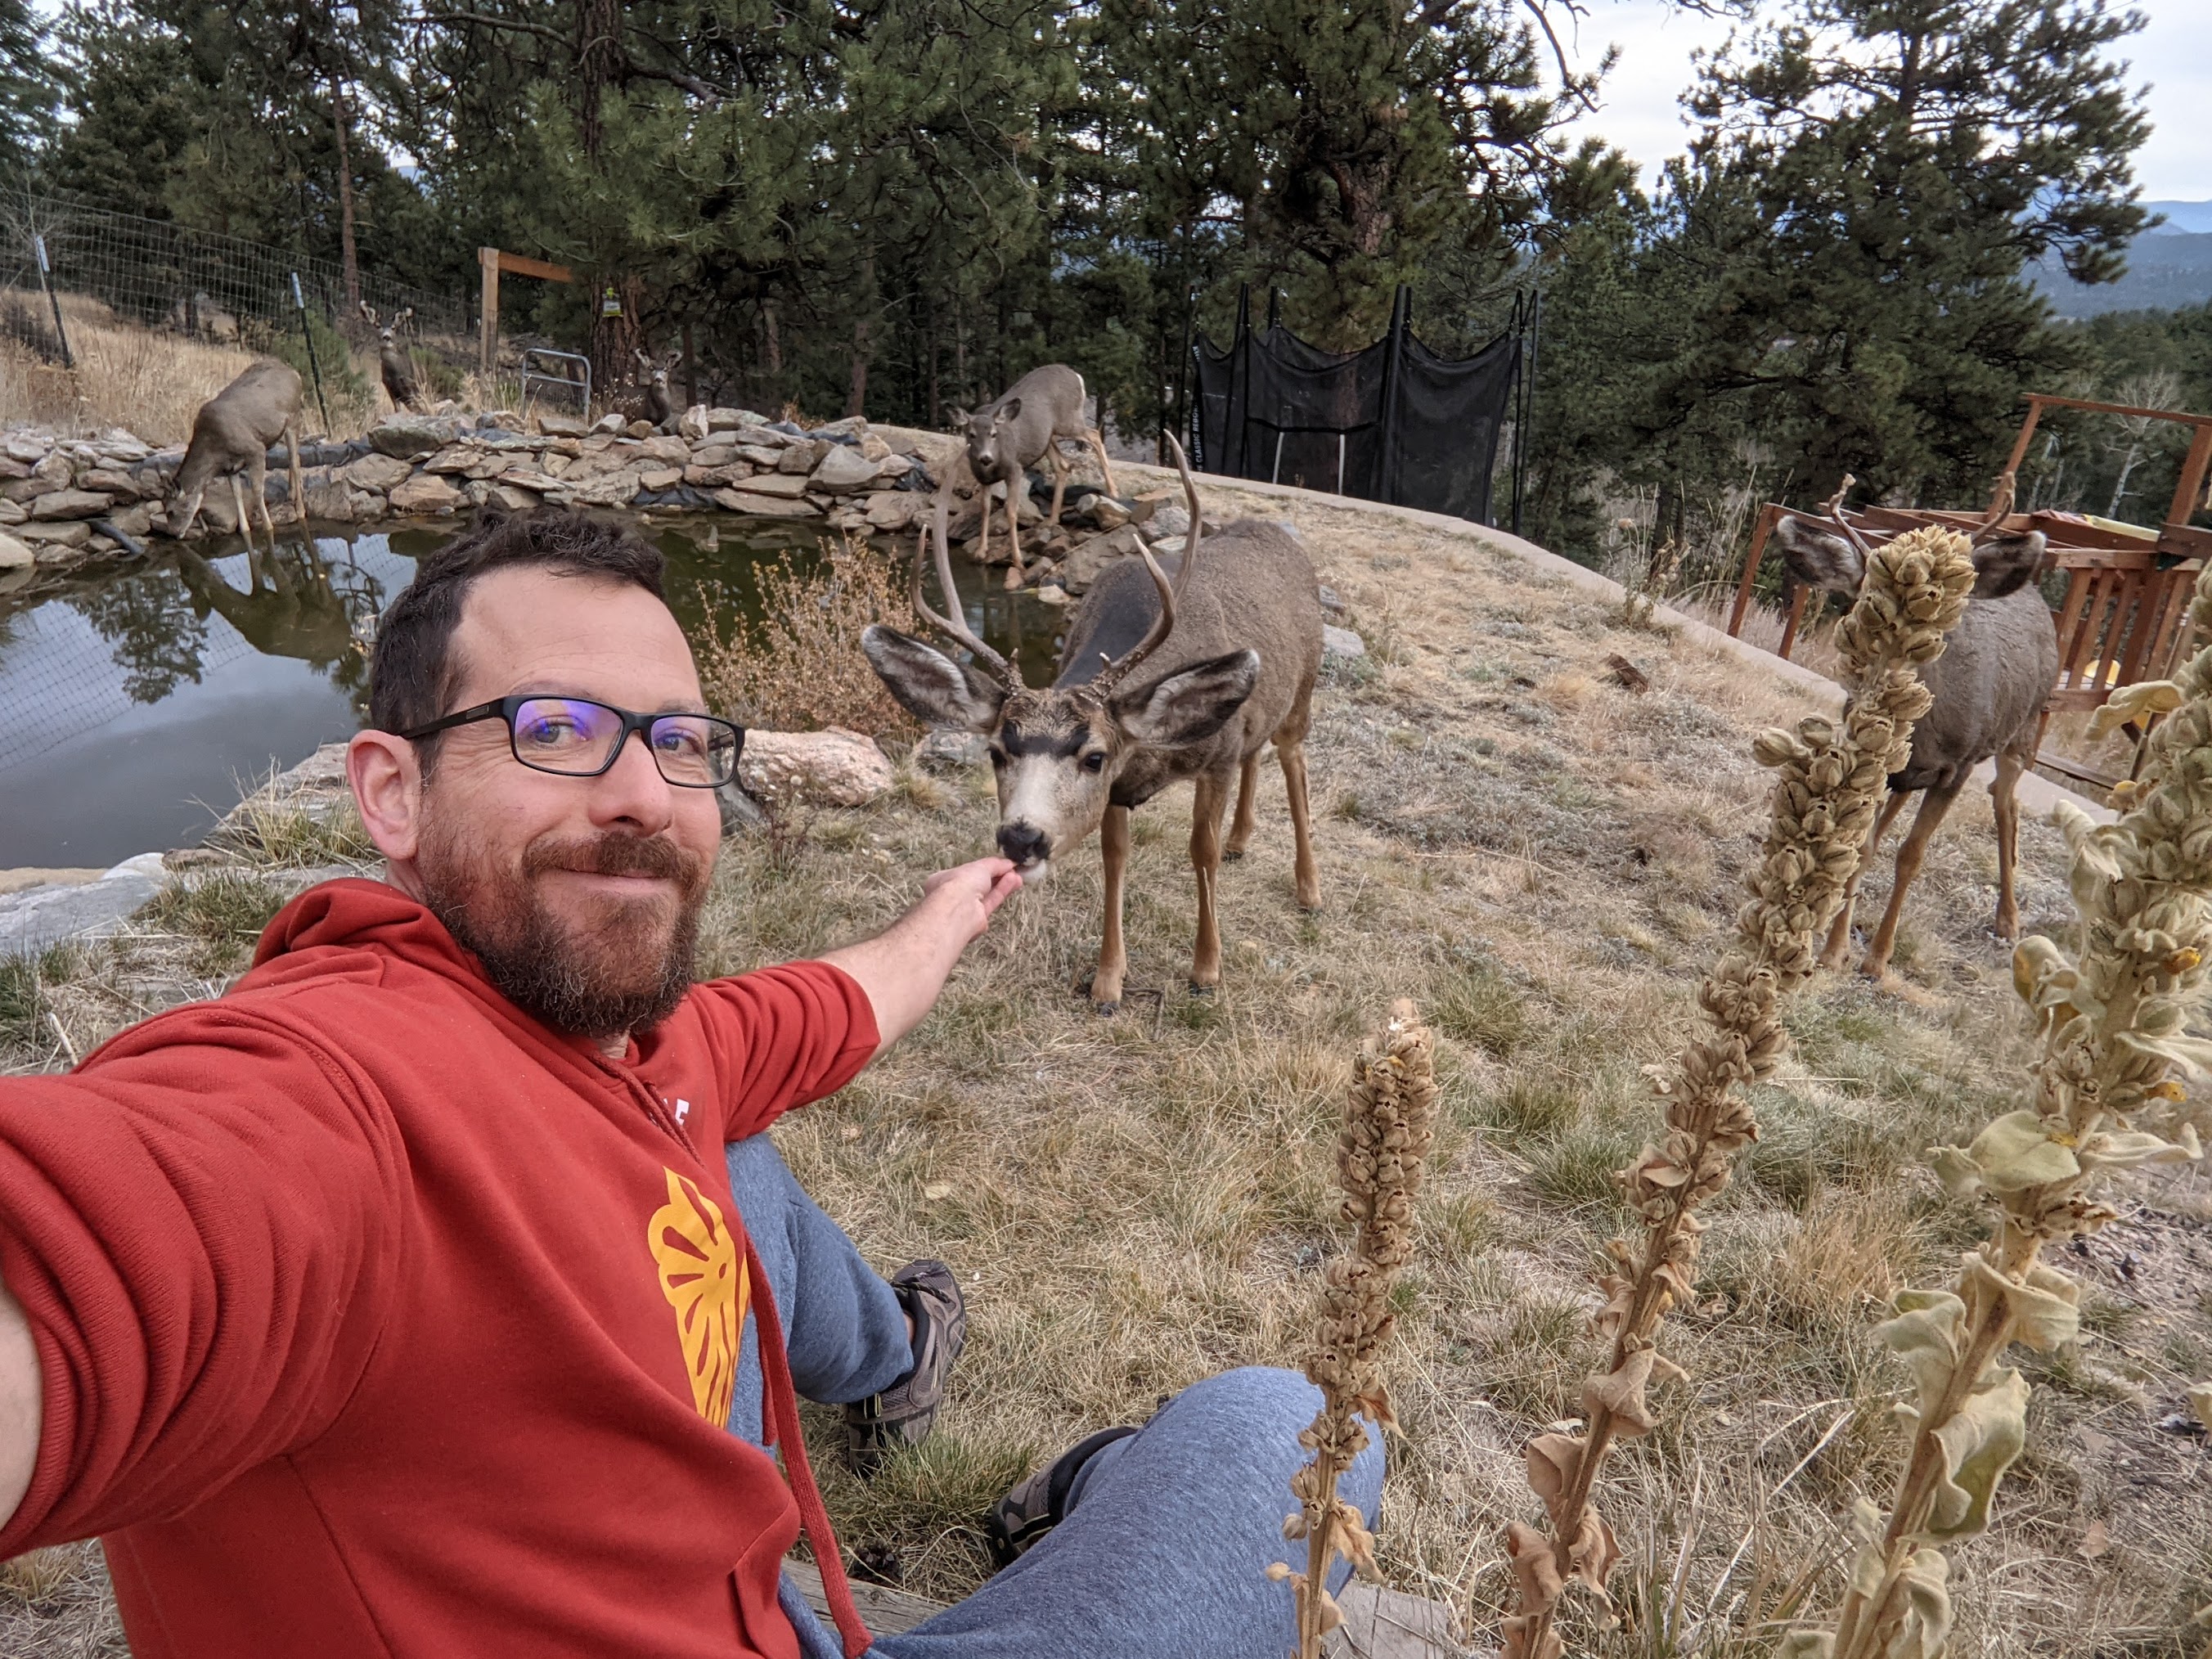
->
[0,518,1060,869]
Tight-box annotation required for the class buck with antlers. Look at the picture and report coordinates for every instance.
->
[955,363,1120,591]
[865,447,1322,1013]
[358,303,420,411]
[1774,508,2059,982]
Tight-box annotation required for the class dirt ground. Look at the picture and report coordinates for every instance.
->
[3,479,2209,1656]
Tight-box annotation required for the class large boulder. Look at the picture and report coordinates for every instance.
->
[810,443,882,493]
[705,407,769,433]
[343,452,416,492]
[713,488,821,519]
[29,488,113,520]
[0,531,32,571]
[738,727,896,808]
[732,470,809,499]
[864,490,921,532]
[367,416,465,459]
[536,413,590,438]
[911,730,987,773]
[1061,524,1149,593]
[389,473,466,515]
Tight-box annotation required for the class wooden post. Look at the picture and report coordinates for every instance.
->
[1993,397,2045,515]
[2167,418,2212,528]
[479,246,500,382]
[1728,503,1782,638]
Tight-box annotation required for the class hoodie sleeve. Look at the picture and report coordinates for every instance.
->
[0,1006,404,1553]
[690,962,881,1144]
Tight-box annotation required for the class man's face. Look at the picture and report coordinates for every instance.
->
[378,565,723,1043]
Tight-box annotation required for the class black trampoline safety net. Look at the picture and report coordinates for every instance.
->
[1189,284,1530,527]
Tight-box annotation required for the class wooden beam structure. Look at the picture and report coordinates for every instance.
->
[478,246,575,380]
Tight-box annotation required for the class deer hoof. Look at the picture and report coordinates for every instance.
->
[1188,982,1216,1000]
[1220,848,1246,864]
[1093,999,1120,1018]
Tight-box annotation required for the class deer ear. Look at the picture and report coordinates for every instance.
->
[996,398,1022,425]
[1111,650,1260,747]
[862,625,1007,732]
[1772,517,1866,596]
[1969,530,2044,600]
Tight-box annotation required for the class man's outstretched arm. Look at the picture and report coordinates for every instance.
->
[820,856,1022,1055]
[0,1278,38,1530]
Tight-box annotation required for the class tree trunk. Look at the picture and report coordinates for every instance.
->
[847,250,875,418]
[590,273,644,416]
[330,78,359,314]
[577,0,623,160]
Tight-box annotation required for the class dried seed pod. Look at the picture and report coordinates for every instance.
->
[1497,524,1976,1658]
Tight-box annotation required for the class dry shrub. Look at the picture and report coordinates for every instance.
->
[693,534,922,740]
[1768,1185,1913,1332]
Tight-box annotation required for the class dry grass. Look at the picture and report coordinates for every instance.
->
[0,294,384,444]
[5,478,2209,1657]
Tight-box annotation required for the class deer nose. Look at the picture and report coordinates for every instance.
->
[997,823,1051,867]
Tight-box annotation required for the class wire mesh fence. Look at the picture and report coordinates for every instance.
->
[0,188,478,420]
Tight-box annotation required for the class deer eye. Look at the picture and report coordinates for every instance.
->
[1081,751,1107,774]
[987,744,1008,768]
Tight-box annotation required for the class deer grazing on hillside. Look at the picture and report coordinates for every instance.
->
[632,348,681,432]
[166,360,308,551]
[954,363,1121,591]
[358,303,420,411]
[865,443,1321,1014]
[1774,511,2060,982]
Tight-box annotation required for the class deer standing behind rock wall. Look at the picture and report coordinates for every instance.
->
[164,360,307,552]
[865,443,1321,1014]
[1774,516,2061,981]
[632,349,681,432]
[954,363,1119,591]
[359,303,420,411]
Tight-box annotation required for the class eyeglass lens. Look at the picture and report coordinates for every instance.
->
[510,698,738,787]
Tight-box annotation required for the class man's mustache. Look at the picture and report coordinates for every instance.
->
[523,832,704,892]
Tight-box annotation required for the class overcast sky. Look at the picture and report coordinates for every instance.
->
[1553,0,2210,204]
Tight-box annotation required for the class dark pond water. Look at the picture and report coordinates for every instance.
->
[0,518,1059,868]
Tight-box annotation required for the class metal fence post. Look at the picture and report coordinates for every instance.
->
[290,272,332,434]
[32,236,73,370]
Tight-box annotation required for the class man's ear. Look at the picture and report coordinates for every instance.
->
[1970,530,2046,599]
[1772,516,1868,596]
[1110,650,1261,747]
[348,730,424,867]
[861,625,1009,731]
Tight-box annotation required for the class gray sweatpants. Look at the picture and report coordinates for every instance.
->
[726,1135,1387,1659]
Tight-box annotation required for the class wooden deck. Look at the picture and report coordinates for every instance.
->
[784,1559,1472,1655]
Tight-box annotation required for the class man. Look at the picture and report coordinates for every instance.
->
[0,508,1378,1658]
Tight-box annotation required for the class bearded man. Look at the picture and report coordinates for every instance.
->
[0,508,1378,1659]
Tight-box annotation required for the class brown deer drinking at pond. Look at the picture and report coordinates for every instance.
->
[359,303,420,411]
[1774,513,2061,982]
[165,360,308,552]
[865,443,1322,1014]
[954,363,1120,591]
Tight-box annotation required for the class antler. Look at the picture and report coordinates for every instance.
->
[357,300,379,327]
[911,494,1011,682]
[1092,436,1204,696]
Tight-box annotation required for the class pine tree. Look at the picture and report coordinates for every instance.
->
[0,0,55,175]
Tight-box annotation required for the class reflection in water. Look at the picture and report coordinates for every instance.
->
[0,517,1062,868]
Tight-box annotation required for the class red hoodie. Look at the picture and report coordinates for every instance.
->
[0,878,879,1658]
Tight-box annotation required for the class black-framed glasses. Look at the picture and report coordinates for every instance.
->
[398,695,744,789]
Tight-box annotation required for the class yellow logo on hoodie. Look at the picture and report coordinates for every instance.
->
[648,1168,747,1423]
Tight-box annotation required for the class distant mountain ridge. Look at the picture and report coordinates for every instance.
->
[2037,203,2212,316]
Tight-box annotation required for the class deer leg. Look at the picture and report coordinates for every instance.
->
[1862,782,1963,982]
[246,451,278,551]
[1822,788,1911,969]
[1223,751,1261,861]
[228,474,255,555]
[1046,444,1070,530]
[1279,738,1321,910]
[1089,427,1118,498]
[1089,804,1132,1015]
[285,421,306,528]
[1000,489,1026,591]
[1189,775,1230,993]
[1991,743,2027,942]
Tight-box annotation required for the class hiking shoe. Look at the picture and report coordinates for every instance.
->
[843,1260,967,1477]
[985,1425,1140,1567]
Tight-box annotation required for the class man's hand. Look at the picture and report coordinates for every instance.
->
[821,858,1021,1054]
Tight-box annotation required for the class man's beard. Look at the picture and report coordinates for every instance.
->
[417,819,708,1043]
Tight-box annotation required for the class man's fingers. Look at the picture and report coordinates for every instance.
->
[925,856,1016,897]
[979,870,1023,919]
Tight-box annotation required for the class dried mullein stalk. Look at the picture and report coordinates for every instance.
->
[1270,1000,1441,1658]
[1786,564,2212,1659]
[1500,527,1978,1659]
